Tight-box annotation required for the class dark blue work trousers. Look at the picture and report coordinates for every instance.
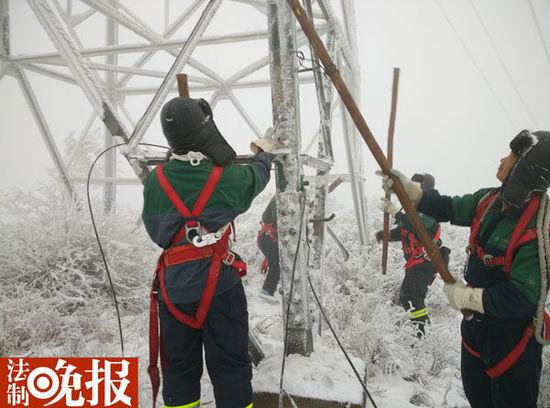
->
[159,282,252,408]
[461,317,542,408]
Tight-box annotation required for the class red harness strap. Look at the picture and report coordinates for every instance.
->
[463,324,535,379]
[148,163,248,408]
[402,225,441,270]
[467,193,542,274]
[462,193,545,379]
[156,163,224,244]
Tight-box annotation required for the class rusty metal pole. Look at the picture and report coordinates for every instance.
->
[286,0,455,285]
[381,67,400,275]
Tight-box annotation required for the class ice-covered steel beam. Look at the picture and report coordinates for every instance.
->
[228,91,263,138]
[70,7,96,26]
[230,0,325,19]
[18,62,77,85]
[125,0,223,153]
[103,0,118,212]
[119,76,315,95]
[268,0,313,357]
[316,0,356,73]
[80,0,168,52]
[66,112,97,169]
[33,60,215,83]
[117,0,205,89]
[27,0,149,182]
[340,101,367,244]
[304,0,334,276]
[0,0,9,80]
[14,68,77,197]
[71,177,140,185]
[9,24,330,64]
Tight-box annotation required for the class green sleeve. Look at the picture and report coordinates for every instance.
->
[215,163,267,213]
[450,188,495,226]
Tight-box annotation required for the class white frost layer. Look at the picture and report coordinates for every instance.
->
[253,344,365,404]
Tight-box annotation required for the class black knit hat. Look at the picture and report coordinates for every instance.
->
[411,173,435,192]
[501,130,550,207]
[160,97,236,166]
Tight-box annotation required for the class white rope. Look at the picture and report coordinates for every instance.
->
[534,194,550,344]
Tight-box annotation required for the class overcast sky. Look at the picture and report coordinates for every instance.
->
[0,0,549,209]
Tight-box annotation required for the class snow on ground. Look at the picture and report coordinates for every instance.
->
[2,186,550,407]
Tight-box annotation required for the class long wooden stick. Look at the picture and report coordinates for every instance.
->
[286,0,455,285]
[382,68,400,275]
[177,73,189,97]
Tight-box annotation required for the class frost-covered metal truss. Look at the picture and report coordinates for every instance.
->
[1,0,366,355]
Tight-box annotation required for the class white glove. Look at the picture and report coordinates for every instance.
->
[379,198,399,217]
[443,281,485,314]
[250,127,282,154]
[376,169,423,206]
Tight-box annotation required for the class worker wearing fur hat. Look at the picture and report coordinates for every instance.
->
[143,96,281,408]
[376,173,450,337]
[380,130,550,408]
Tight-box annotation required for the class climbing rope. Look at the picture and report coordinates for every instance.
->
[535,194,550,344]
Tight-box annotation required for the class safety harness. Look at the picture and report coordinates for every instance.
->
[148,163,247,408]
[259,222,278,242]
[257,222,278,274]
[400,225,441,270]
[463,190,550,378]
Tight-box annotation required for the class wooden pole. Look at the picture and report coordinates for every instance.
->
[176,73,189,97]
[381,67,400,275]
[286,0,457,287]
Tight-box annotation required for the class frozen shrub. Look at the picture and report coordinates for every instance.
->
[0,184,156,356]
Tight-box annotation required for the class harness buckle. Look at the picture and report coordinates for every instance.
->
[185,221,200,243]
[482,254,494,267]
[192,233,220,247]
[223,251,236,266]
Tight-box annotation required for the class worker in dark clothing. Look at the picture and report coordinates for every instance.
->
[142,96,280,408]
[257,196,279,298]
[380,130,550,408]
[376,173,450,336]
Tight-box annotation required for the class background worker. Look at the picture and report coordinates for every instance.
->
[257,196,280,300]
[376,173,450,336]
[143,96,279,408]
[380,130,550,408]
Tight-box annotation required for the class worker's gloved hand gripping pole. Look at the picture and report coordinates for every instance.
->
[286,0,472,318]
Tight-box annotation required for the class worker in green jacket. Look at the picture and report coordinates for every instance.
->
[143,96,280,408]
[380,130,550,408]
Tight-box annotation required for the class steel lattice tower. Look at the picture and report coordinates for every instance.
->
[0,0,367,356]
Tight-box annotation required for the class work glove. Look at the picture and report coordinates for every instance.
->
[380,198,399,217]
[251,127,282,154]
[443,281,485,314]
[376,169,423,206]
